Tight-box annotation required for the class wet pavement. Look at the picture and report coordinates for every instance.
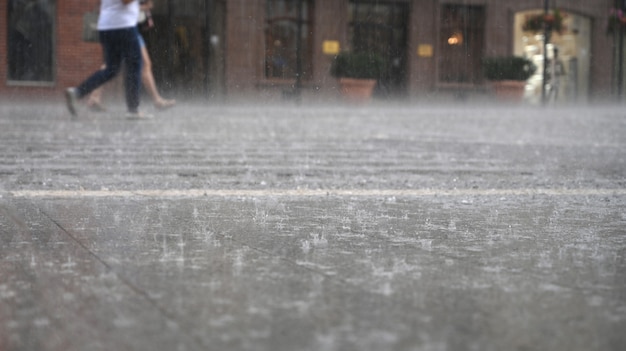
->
[1,101,625,351]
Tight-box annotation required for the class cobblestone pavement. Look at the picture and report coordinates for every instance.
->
[0,102,625,351]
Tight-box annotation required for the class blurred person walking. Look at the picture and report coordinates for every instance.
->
[65,0,148,119]
[88,0,175,112]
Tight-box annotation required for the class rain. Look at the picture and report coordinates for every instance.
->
[1,1,626,351]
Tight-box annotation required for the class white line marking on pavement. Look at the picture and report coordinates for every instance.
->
[8,188,626,199]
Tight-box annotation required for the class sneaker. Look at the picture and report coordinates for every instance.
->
[65,88,78,116]
[125,111,154,120]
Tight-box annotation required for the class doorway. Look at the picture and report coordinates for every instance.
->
[514,10,591,104]
[348,1,409,97]
[147,0,226,100]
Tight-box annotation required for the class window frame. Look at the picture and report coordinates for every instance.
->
[437,4,485,85]
[264,0,314,82]
[7,0,57,86]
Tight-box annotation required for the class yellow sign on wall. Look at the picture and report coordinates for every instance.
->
[417,44,433,58]
[323,40,340,55]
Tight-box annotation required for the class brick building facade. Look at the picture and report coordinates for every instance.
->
[1,0,103,100]
[0,0,620,103]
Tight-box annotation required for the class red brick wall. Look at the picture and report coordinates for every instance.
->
[56,0,103,89]
[225,0,264,96]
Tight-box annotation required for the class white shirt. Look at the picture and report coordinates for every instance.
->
[97,0,140,30]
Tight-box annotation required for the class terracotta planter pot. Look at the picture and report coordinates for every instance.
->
[491,80,527,102]
[338,78,377,103]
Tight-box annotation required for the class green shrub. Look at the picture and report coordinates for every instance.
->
[482,56,537,81]
[331,52,385,79]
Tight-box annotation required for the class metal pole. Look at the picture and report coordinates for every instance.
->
[204,0,212,100]
[618,0,625,100]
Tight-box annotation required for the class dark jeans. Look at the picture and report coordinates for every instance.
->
[76,27,142,113]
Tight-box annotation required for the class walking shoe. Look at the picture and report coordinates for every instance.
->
[125,111,154,120]
[65,88,78,116]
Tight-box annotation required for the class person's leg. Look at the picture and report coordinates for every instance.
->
[87,86,105,110]
[138,35,175,109]
[122,27,142,113]
[87,65,107,111]
[66,29,124,116]
[75,30,124,99]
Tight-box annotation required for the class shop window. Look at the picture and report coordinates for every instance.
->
[439,4,485,84]
[348,1,408,96]
[514,10,591,104]
[265,0,313,80]
[7,0,55,83]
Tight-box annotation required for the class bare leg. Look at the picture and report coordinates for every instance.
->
[141,46,175,109]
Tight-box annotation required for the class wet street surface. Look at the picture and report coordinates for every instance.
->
[1,102,625,350]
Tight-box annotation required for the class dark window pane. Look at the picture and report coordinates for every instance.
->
[8,0,55,82]
[348,1,408,96]
[439,4,485,84]
[265,0,313,80]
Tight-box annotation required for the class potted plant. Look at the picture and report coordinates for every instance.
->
[482,56,537,102]
[607,8,626,35]
[522,9,566,34]
[330,51,385,102]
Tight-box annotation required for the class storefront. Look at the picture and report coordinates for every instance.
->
[514,9,592,104]
[0,0,618,103]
